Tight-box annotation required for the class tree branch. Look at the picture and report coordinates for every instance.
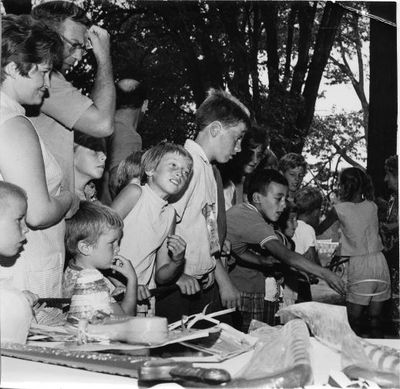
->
[332,141,364,169]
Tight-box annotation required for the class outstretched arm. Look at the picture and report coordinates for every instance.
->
[263,239,345,295]
[215,260,241,309]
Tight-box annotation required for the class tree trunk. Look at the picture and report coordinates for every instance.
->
[367,2,397,197]
[295,2,344,152]
[216,2,251,104]
[259,1,280,90]
[291,2,316,95]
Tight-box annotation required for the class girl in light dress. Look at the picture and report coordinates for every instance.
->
[317,167,391,337]
[111,142,193,315]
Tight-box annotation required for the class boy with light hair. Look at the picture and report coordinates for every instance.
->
[156,88,251,322]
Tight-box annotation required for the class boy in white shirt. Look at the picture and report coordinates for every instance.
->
[292,187,323,301]
[156,89,251,323]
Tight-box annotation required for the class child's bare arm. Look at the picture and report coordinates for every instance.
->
[111,302,125,315]
[263,239,345,295]
[215,260,241,309]
[110,184,141,219]
[110,255,137,315]
[236,249,279,268]
[155,219,185,285]
[315,207,338,236]
[303,246,321,266]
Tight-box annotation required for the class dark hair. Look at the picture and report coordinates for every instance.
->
[339,167,374,202]
[110,151,143,198]
[294,187,323,215]
[116,80,147,109]
[219,124,269,186]
[276,203,297,235]
[31,1,90,30]
[65,201,123,257]
[246,168,288,205]
[74,131,106,153]
[1,14,63,82]
[257,149,279,171]
[384,155,398,176]
[196,88,251,133]
[278,153,307,173]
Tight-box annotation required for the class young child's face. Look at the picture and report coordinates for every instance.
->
[384,170,398,192]
[74,145,106,181]
[285,212,298,238]
[257,182,288,222]
[214,122,247,163]
[243,145,264,175]
[0,197,28,257]
[86,228,121,270]
[147,152,192,198]
[283,166,305,195]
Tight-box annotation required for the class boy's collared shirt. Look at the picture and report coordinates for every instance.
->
[172,139,218,279]
[227,202,279,294]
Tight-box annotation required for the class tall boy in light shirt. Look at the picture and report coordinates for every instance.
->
[156,89,251,323]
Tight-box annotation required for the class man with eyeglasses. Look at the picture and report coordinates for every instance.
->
[29,1,115,196]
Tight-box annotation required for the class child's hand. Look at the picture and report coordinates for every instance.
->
[221,239,231,257]
[111,255,137,283]
[167,235,186,263]
[138,285,152,301]
[322,268,346,295]
[219,283,241,309]
[22,290,39,306]
[176,273,200,295]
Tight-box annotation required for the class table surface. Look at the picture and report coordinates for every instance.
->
[1,338,399,389]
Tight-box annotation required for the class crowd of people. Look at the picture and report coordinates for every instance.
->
[0,2,398,342]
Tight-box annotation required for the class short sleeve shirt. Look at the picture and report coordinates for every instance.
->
[172,140,218,278]
[29,72,93,192]
[292,220,316,255]
[227,203,278,293]
[62,263,117,302]
[108,109,142,171]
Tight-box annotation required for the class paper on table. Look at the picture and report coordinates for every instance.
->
[27,325,210,352]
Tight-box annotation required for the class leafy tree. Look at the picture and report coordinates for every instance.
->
[304,2,370,198]
[63,0,345,154]
[325,2,369,139]
[304,111,366,201]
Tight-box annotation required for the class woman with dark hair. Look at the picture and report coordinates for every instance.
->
[219,124,269,209]
[0,14,77,297]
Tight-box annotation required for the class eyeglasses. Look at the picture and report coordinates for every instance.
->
[60,34,91,55]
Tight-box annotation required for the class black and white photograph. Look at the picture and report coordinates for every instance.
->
[0,0,398,388]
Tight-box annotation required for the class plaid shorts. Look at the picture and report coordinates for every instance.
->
[238,292,279,332]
